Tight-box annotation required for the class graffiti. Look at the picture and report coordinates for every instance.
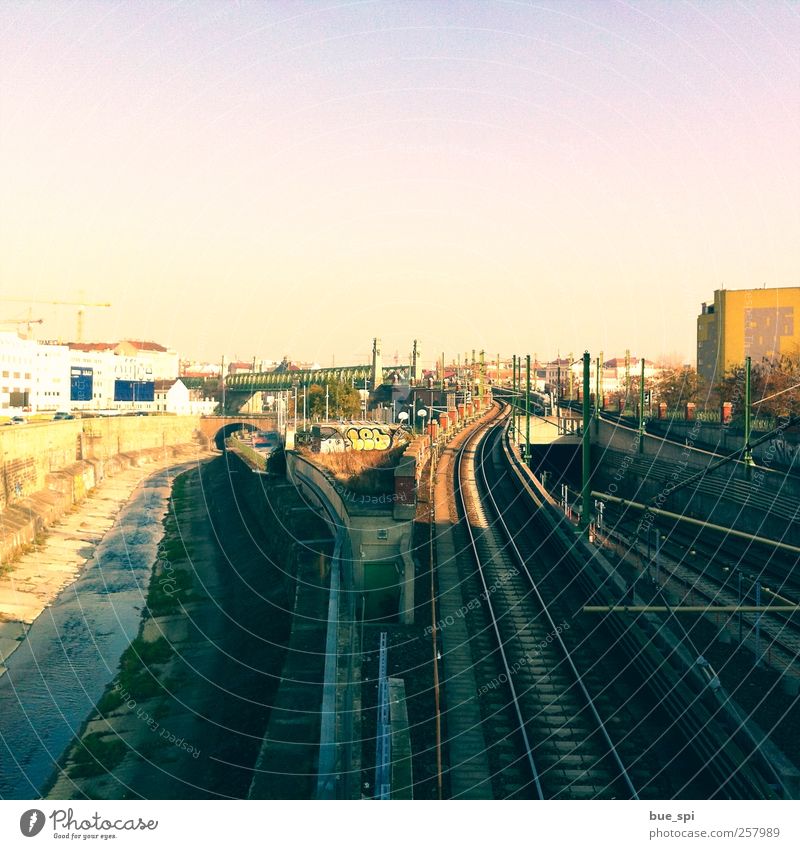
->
[312,423,400,452]
[344,426,391,451]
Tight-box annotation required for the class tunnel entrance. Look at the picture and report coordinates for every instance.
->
[214,422,258,450]
[362,560,401,623]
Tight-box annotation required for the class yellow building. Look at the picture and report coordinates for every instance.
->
[697,286,800,384]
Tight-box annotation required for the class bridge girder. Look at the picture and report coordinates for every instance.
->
[225,364,409,393]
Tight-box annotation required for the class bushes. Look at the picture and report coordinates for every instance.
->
[305,445,403,497]
[69,733,127,778]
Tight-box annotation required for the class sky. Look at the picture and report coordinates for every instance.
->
[1,0,798,368]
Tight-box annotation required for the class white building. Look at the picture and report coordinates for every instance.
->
[154,379,216,415]
[558,356,664,399]
[0,332,36,412]
[1,334,182,416]
[115,341,179,381]
[67,340,179,411]
[34,342,70,411]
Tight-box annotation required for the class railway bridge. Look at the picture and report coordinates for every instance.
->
[198,415,276,449]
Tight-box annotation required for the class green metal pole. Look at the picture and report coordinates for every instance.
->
[624,349,630,414]
[511,354,517,438]
[595,356,600,434]
[638,357,645,453]
[744,355,753,466]
[568,352,574,402]
[556,363,561,419]
[525,354,531,464]
[598,350,603,411]
[517,354,522,442]
[581,351,591,533]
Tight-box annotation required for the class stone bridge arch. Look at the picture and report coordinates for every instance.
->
[198,416,277,450]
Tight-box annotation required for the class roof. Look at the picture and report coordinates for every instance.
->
[119,340,168,352]
[604,357,640,368]
[154,379,183,391]
[180,370,218,378]
[68,342,115,351]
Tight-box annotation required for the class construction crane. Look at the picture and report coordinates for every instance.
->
[0,316,44,338]
[0,297,111,342]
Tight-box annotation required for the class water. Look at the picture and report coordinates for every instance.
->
[0,462,195,799]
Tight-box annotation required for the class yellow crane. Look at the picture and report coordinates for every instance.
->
[0,297,111,342]
[0,316,44,338]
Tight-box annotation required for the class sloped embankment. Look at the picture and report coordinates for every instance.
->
[46,453,330,799]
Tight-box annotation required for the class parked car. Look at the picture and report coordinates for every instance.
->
[10,416,26,425]
[53,411,75,421]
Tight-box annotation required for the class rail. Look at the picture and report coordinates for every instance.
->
[490,419,638,799]
[500,426,785,798]
[455,403,638,799]
[453,405,543,798]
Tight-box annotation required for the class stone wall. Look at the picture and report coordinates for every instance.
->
[0,416,204,566]
[0,416,202,510]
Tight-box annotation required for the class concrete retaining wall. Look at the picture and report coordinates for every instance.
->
[594,417,800,499]
[592,418,800,545]
[0,416,202,510]
[643,418,800,467]
[287,452,415,624]
[0,416,204,567]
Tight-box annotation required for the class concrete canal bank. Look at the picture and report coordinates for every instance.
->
[0,449,209,798]
[45,452,330,800]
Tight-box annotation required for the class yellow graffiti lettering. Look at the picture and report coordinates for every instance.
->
[345,427,364,450]
[343,426,391,451]
[359,427,375,450]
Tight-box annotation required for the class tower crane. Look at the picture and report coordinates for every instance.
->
[0,297,111,342]
[0,316,44,338]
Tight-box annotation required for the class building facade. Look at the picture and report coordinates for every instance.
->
[697,286,800,385]
[0,332,36,412]
[1,335,181,415]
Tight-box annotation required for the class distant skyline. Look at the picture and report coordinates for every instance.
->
[2,1,798,368]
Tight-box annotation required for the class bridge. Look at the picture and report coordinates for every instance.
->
[198,415,275,449]
[222,337,420,412]
[226,364,411,393]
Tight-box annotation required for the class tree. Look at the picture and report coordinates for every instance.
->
[652,366,702,410]
[304,381,361,420]
[714,352,800,420]
[328,380,362,419]
[307,384,326,419]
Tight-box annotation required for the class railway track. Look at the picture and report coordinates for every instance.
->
[599,505,800,676]
[454,411,638,799]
